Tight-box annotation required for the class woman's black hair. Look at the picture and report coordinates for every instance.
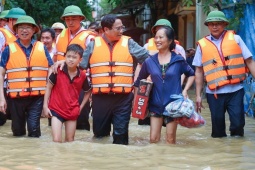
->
[156,26,176,51]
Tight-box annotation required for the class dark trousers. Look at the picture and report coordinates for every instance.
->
[8,96,43,137]
[92,93,133,145]
[76,91,91,130]
[206,88,245,138]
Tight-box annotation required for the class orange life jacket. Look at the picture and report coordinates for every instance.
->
[147,38,181,55]
[147,38,158,55]
[89,36,134,94]
[0,28,17,50]
[198,30,248,90]
[55,28,92,61]
[6,41,49,98]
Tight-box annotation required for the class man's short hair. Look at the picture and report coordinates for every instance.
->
[101,14,120,30]
[66,44,84,58]
[41,28,56,40]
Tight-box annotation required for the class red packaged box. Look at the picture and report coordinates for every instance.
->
[132,79,153,119]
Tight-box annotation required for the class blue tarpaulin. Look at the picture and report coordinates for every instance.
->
[223,3,255,58]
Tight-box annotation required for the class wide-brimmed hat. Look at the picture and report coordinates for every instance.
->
[151,19,173,34]
[0,10,10,19]
[61,5,85,20]
[4,7,26,19]
[13,15,39,33]
[204,11,229,26]
[51,22,65,30]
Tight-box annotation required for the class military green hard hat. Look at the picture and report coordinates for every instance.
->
[61,5,85,20]
[0,10,10,19]
[151,19,173,34]
[13,15,39,33]
[204,11,229,26]
[4,7,26,19]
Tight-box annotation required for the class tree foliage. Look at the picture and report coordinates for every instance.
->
[4,0,93,28]
[196,0,254,31]
[107,0,254,31]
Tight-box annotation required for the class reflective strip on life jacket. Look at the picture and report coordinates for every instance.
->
[90,62,133,67]
[207,74,247,86]
[7,87,46,93]
[6,67,48,73]
[8,77,47,83]
[203,54,243,67]
[92,83,133,88]
[204,64,246,76]
[91,72,133,78]
[56,51,65,56]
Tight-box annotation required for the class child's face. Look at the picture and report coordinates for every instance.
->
[65,51,82,68]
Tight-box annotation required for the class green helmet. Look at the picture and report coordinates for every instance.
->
[204,11,229,26]
[151,19,173,34]
[61,5,85,20]
[0,10,10,19]
[13,15,39,33]
[4,7,26,19]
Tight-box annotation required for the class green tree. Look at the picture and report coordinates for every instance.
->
[108,0,254,31]
[4,0,94,28]
[99,0,116,17]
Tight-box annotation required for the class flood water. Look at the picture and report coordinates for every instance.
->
[0,90,255,170]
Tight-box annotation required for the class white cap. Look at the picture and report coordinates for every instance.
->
[51,22,65,30]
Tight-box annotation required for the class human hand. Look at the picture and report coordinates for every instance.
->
[43,106,52,118]
[182,90,188,99]
[195,95,204,113]
[53,60,65,74]
[0,99,7,114]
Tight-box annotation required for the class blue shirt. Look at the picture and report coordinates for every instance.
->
[0,39,54,68]
[192,31,253,94]
[134,52,194,114]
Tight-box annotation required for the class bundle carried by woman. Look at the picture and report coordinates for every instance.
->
[163,94,205,128]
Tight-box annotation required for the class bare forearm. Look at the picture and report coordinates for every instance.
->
[195,67,204,97]
[183,76,195,92]
[43,83,53,107]
[0,68,6,100]
[80,89,92,110]
[245,57,255,77]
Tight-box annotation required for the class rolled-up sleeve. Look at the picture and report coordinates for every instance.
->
[80,41,94,69]
[128,39,150,64]
[134,59,150,87]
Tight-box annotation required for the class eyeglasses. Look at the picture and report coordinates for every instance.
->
[207,22,224,27]
[112,25,125,31]
[18,26,33,31]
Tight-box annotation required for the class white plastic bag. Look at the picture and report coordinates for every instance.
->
[163,94,194,118]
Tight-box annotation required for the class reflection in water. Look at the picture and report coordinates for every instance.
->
[0,91,255,169]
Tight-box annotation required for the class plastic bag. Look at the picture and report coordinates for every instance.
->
[174,111,206,128]
[163,94,194,118]
[164,94,206,128]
